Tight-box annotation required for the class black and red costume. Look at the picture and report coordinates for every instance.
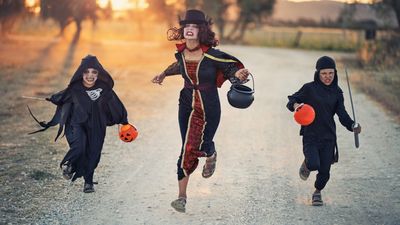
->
[164,44,244,180]
[29,55,128,184]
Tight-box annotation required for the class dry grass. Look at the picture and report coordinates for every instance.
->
[342,56,400,122]
[244,26,363,52]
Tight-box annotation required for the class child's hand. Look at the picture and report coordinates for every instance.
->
[353,123,361,134]
[234,68,249,81]
[151,72,166,85]
[294,103,304,111]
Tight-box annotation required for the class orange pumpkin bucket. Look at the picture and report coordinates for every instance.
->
[119,124,138,142]
[294,104,315,126]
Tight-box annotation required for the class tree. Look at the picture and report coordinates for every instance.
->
[227,0,276,42]
[202,0,231,41]
[372,0,400,31]
[0,0,25,35]
[337,2,356,28]
[40,0,97,35]
[147,0,182,27]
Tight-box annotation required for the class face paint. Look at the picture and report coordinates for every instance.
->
[183,24,199,40]
[319,68,335,86]
[82,68,98,88]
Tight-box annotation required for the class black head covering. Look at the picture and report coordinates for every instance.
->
[313,56,338,88]
[179,9,208,25]
[316,56,336,71]
[69,55,114,88]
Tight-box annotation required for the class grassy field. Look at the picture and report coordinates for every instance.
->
[244,26,363,52]
[348,61,400,121]
[9,17,366,52]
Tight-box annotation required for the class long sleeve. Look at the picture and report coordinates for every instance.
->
[287,84,308,112]
[48,89,68,106]
[163,61,181,76]
[214,60,240,80]
[106,90,128,126]
[336,92,354,132]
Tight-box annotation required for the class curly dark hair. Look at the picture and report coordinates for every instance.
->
[167,18,219,47]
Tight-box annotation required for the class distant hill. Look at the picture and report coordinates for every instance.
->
[271,0,398,28]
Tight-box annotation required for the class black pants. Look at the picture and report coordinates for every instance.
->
[303,137,335,191]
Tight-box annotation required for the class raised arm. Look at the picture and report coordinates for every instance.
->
[152,61,181,85]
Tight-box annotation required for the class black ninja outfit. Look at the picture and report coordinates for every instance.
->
[286,56,354,190]
[30,55,128,185]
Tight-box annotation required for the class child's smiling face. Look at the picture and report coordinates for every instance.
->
[82,68,98,88]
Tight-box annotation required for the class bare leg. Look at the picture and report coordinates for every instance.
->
[171,176,189,212]
[178,175,189,198]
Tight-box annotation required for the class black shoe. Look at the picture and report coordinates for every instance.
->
[83,183,95,193]
[299,160,310,181]
[62,165,73,180]
[312,192,323,206]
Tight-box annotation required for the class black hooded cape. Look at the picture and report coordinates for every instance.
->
[29,55,128,181]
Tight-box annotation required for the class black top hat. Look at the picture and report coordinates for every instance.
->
[179,9,208,25]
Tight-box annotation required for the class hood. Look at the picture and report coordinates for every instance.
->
[69,55,114,88]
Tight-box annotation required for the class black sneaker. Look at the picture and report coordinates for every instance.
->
[62,165,73,180]
[83,183,95,193]
[299,160,310,181]
[312,192,323,206]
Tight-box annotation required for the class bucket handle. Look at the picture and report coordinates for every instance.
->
[245,73,255,93]
[250,73,255,92]
[233,72,255,92]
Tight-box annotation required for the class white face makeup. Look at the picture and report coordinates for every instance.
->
[183,24,199,40]
[319,68,335,86]
[82,68,99,88]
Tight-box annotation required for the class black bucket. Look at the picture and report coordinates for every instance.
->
[227,73,255,109]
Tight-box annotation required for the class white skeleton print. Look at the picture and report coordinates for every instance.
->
[86,88,102,101]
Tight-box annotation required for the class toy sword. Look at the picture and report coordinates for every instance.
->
[345,67,360,148]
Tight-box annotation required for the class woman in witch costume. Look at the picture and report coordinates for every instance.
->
[29,55,129,193]
[152,9,250,212]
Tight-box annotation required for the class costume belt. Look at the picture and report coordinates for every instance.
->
[184,81,216,91]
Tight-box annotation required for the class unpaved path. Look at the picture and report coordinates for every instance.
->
[1,38,399,224]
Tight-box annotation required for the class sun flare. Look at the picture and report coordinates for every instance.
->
[97,0,149,11]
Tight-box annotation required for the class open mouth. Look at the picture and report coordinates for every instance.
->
[186,31,193,36]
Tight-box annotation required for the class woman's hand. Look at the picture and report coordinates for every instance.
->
[234,68,249,81]
[151,72,166,85]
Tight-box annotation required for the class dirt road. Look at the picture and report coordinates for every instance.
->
[1,36,399,224]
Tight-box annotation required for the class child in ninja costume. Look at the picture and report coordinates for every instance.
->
[29,55,129,193]
[286,56,361,206]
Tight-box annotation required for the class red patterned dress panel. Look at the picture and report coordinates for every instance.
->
[182,61,207,175]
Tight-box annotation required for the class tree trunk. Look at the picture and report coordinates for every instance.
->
[235,16,251,42]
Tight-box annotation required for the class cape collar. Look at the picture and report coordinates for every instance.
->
[176,43,210,53]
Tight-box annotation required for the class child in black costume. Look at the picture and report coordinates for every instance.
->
[287,56,361,205]
[30,55,129,193]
